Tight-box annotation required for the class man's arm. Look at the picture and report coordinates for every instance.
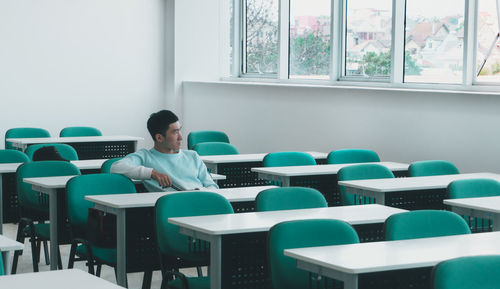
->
[111,154,174,187]
[195,156,219,189]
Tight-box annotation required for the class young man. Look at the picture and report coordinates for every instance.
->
[111,110,218,191]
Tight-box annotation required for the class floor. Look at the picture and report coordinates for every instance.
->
[2,222,200,288]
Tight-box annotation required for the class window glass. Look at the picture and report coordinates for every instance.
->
[345,0,393,78]
[244,0,279,75]
[476,0,500,82]
[289,0,331,79]
[404,0,465,84]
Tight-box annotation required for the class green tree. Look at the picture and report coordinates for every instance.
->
[357,50,421,76]
[290,32,330,75]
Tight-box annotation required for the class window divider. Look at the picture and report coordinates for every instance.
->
[391,0,406,84]
[330,0,343,81]
[278,0,290,79]
[464,0,478,85]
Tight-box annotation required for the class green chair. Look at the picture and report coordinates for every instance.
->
[187,131,230,150]
[327,149,380,164]
[432,255,500,289]
[192,142,239,156]
[0,253,3,276]
[447,178,500,232]
[409,160,459,177]
[12,161,81,273]
[269,219,360,289]
[338,164,394,206]
[263,152,316,167]
[60,126,102,137]
[65,174,148,286]
[0,149,30,163]
[256,187,327,211]
[385,210,471,241]
[100,158,122,173]
[155,191,234,289]
[26,144,79,161]
[5,127,50,150]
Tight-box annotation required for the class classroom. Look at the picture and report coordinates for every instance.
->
[2,0,500,288]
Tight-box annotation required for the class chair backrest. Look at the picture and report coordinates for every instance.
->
[66,174,136,230]
[0,149,30,163]
[192,142,239,156]
[447,178,500,199]
[100,158,122,173]
[16,161,81,213]
[5,127,50,150]
[432,255,500,289]
[155,191,234,261]
[256,187,327,211]
[26,144,78,161]
[327,149,380,164]
[263,152,316,167]
[59,126,102,137]
[385,210,471,241]
[409,160,459,177]
[337,164,395,205]
[187,131,229,150]
[269,219,360,289]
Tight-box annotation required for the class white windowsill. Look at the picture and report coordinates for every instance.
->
[182,78,500,97]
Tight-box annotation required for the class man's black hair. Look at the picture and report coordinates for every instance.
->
[147,110,179,141]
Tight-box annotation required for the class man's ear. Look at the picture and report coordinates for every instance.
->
[155,133,163,142]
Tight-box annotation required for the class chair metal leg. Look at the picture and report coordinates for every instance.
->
[57,247,63,269]
[68,243,77,268]
[11,220,27,274]
[196,266,203,277]
[31,237,39,272]
[43,240,50,265]
[96,264,102,277]
[142,270,153,289]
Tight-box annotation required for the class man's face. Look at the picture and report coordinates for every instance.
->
[156,121,183,152]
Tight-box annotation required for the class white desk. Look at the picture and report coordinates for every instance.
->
[0,268,125,288]
[338,173,500,210]
[6,135,143,160]
[444,196,500,231]
[285,231,500,289]
[23,173,228,272]
[200,152,328,188]
[169,204,407,289]
[252,162,409,206]
[85,185,277,287]
[0,234,23,275]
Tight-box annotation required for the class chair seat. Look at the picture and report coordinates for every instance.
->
[168,276,209,289]
[76,244,117,265]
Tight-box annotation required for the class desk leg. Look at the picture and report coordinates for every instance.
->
[48,188,58,270]
[209,236,222,289]
[2,251,11,275]
[344,274,359,289]
[282,177,290,187]
[0,173,3,234]
[116,209,127,287]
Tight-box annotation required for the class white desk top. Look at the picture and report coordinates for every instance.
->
[200,152,328,164]
[85,185,278,209]
[444,196,500,213]
[0,159,107,174]
[338,173,500,192]
[169,204,407,235]
[285,231,500,274]
[0,268,124,288]
[6,135,143,145]
[252,162,409,177]
[24,173,225,189]
[0,234,23,252]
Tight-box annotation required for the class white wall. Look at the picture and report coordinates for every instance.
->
[0,0,166,149]
[183,81,500,173]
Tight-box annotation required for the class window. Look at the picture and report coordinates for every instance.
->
[231,0,500,88]
[243,0,279,75]
[404,0,465,84]
[289,0,331,79]
[476,0,500,83]
[344,0,392,79]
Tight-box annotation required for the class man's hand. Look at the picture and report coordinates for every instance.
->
[151,170,172,188]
